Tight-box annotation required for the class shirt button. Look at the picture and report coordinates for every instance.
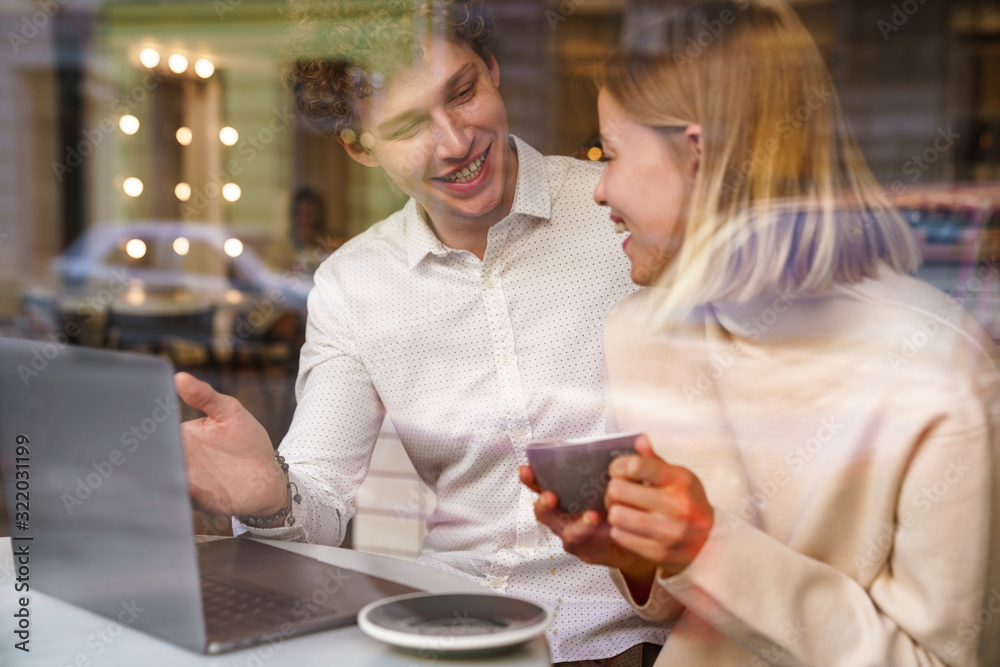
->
[489,576,504,589]
[513,427,527,440]
[516,547,534,557]
[484,276,501,289]
[501,354,513,367]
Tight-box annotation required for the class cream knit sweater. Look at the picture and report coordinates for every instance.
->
[602,266,1000,666]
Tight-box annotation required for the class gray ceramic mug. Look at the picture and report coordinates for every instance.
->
[525,433,640,514]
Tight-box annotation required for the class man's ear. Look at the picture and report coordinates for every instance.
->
[337,136,379,168]
[487,54,500,88]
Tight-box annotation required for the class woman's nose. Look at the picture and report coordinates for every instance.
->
[593,171,608,207]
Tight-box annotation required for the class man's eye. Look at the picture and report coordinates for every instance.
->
[393,120,424,139]
[453,83,476,102]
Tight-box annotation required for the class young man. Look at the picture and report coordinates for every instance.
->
[176,1,663,663]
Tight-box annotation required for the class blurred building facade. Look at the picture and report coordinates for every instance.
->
[2,0,999,311]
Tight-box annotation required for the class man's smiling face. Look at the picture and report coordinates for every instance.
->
[350,38,514,230]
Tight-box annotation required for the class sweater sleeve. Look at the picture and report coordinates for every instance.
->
[650,408,998,667]
[607,567,686,623]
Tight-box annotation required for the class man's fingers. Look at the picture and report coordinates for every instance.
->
[175,372,232,421]
[560,512,599,546]
[519,465,542,493]
[534,491,574,533]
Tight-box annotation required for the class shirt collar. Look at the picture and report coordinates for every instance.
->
[405,134,552,269]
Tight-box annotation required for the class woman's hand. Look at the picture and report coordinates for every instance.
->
[605,434,714,578]
[519,464,656,579]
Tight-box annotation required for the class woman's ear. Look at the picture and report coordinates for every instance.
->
[685,123,702,179]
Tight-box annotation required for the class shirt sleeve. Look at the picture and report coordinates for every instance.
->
[239,259,385,546]
[645,385,999,667]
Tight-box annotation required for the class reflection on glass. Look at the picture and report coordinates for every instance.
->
[224,238,243,258]
[195,58,215,78]
[125,284,145,305]
[168,53,188,73]
[123,177,143,197]
[125,239,146,259]
[138,47,160,68]
[119,115,139,135]
[222,183,241,202]
[219,127,238,146]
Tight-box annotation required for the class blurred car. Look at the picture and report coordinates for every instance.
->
[892,184,1000,264]
[24,222,315,347]
[891,184,1000,344]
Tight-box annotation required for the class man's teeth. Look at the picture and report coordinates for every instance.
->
[444,154,486,183]
[614,222,627,234]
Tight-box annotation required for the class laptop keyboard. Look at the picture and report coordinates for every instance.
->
[201,574,314,639]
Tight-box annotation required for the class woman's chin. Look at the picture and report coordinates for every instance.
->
[629,265,653,287]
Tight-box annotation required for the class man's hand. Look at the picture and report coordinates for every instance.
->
[175,372,287,518]
[605,434,714,578]
[518,465,656,577]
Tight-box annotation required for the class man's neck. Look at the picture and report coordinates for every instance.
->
[422,143,519,261]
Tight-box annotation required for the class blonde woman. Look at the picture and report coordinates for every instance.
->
[522,1,1000,665]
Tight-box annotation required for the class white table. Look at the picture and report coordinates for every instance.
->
[0,537,551,666]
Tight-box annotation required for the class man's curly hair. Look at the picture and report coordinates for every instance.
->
[287,0,495,140]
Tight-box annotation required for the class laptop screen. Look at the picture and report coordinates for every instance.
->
[0,339,207,652]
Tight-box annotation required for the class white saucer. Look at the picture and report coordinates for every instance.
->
[358,592,553,654]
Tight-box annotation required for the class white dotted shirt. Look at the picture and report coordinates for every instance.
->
[239,136,667,661]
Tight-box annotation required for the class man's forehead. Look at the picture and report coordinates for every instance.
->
[359,39,485,125]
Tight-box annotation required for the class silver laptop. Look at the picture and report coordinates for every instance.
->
[0,337,416,653]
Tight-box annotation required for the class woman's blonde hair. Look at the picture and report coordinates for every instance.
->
[600,0,920,317]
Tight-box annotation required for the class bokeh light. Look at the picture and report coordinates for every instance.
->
[123,177,143,197]
[224,238,243,258]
